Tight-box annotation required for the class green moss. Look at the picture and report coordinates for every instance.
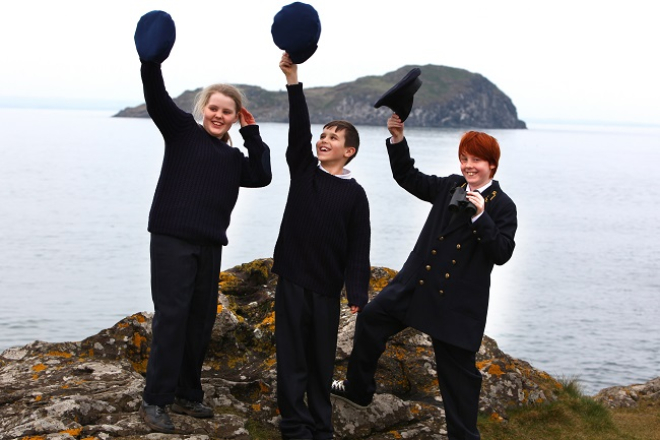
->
[244,418,282,440]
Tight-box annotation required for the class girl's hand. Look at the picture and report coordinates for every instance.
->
[239,108,256,127]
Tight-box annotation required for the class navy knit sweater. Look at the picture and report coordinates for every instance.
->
[141,62,271,246]
[272,84,371,309]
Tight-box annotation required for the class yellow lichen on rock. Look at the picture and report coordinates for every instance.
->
[219,272,240,292]
[46,351,72,358]
[487,364,505,376]
[243,258,273,280]
[369,267,398,292]
[32,363,47,372]
[258,311,276,333]
[132,313,147,323]
[132,332,147,349]
[131,358,149,375]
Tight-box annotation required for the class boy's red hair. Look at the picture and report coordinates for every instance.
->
[458,131,501,178]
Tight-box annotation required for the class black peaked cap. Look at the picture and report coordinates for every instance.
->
[374,68,422,122]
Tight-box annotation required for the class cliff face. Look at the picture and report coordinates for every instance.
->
[114,65,526,129]
[0,259,559,439]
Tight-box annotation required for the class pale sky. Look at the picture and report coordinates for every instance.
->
[1,0,658,125]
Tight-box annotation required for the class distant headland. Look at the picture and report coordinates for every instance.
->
[114,65,527,129]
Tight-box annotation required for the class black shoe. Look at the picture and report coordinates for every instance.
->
[140,400,175,433]
[330,379,371,409]
[172,397,214,418]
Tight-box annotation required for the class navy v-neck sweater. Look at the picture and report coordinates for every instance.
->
[141,62,271,246]
[272,84,371,309]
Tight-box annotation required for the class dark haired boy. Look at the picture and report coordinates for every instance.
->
[331,114,517,440]
[273,52,371,440]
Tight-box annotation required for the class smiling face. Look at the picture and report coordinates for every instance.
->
[202,92,239,138]
[457,131,501,189]
[316,126,356,169]
[460,153,496,190]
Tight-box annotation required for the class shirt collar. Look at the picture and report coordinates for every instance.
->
[318,162,352,179]
[467,180,493,192]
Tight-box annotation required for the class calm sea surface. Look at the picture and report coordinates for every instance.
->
[1,108,659,395]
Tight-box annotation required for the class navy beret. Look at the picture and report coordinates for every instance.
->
[134,10,176,63]
[374,68,422,122]
[271,2,321,64]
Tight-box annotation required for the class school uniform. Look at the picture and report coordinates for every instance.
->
[346,136,517,440]
[140,61,272,407]
[273,83,371,440]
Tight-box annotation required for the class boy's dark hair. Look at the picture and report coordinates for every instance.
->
[323,120,360,164]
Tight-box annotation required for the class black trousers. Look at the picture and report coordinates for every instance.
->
[275,277,340,440]
[143,233,222,406]
[347,281,483,440]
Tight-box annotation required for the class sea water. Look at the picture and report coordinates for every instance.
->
[1,108,659,395]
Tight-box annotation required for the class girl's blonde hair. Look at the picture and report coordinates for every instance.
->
[193,84,245,144]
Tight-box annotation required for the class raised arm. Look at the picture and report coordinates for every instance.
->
[140,62,190,139]
[386,135,453,203]
[135,11,189,138]
[280,52,315,173]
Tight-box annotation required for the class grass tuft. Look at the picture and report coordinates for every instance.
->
[477,377,657,440]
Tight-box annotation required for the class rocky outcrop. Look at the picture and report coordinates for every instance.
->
[593,377,660,408]
[1,259,560,439]
[114,65,526,129]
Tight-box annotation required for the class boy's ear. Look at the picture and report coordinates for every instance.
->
[344,146,356,159]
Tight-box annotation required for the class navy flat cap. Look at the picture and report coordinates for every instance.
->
[134,10,176,63]
[374,68,423,122]
[271,2,321,64]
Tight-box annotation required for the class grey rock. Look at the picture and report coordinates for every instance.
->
[1,259,566,439]
[593,376,660,408]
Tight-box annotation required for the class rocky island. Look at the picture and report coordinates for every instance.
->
[114,65,527,129]
[1,259,656,439]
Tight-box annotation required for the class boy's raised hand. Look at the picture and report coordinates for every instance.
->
[279,52,299,85]
[387,114,405,144]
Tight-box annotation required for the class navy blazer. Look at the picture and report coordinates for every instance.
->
[386,137,517,352]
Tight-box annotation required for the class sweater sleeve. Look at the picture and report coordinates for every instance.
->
[344,186,372,309]
[140,61,190,139]
[238,125,272,188]
[285,83,316,175]
[386,137,448,203]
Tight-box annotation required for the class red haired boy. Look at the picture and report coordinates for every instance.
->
[332,114,517,440]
